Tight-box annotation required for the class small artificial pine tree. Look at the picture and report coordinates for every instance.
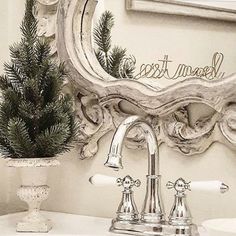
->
[94,11,136,79]
[0,0,78,158]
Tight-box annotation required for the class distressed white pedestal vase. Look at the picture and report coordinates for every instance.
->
[7,158,60,233]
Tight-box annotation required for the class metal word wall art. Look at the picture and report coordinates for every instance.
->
[133,52,225,80]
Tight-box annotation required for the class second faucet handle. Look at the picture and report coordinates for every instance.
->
[167,178,229,194]
[167,178,190,194]
[117,175,141,190]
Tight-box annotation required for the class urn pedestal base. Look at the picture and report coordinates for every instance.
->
[7,158,60,233]
[17,219,52,233]
[16,185,52,232]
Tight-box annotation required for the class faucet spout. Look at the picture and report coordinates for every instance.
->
[104,115,164,223]
[105,116,159,175]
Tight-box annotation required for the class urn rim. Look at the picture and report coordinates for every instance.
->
[6,157,60,168]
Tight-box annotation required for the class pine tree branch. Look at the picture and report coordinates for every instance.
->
[7,118,35,157]
[0,0,79,158]
[35,39,50,60]
[20,0,38,43]
[108,46,126,78]
[35,123,70,157]
[95,51,107,72]
[94,11,114,70]
[0,75,22,93]
[0,135,18,158]
[94,11,136,79]
[4,63,25,84]
[23,79,40,105]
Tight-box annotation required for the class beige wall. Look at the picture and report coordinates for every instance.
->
[0,0,26,215]
[1,0,236,225]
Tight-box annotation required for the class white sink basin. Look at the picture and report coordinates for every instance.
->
[202,218,236,236]
[0,211,207,235]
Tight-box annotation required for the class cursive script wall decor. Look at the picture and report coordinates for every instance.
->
[36,0,236,159]
[133,52,225,80]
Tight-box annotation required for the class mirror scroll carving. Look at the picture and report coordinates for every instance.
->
[36,0,236,159]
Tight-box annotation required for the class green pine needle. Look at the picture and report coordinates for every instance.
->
[0,0,79,158]
[35,123,70,157]
[95,51,107,73]
[93,11,136,79]
[7,118,35,157]
[109,46,126,78]
[94,11,114,55]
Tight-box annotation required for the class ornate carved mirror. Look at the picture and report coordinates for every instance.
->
[37,0,236,159]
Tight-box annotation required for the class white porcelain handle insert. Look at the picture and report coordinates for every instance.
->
[89,174,117,186]
[190,181,229,193]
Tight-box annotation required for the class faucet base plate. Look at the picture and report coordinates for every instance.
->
[110,219,200,236]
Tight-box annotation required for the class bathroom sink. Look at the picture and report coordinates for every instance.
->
[0,211,207,235]
[202,218,236,236]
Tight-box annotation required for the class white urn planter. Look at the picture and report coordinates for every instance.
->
[7,158,60,233]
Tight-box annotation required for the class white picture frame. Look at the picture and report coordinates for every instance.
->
[126,0,236,22]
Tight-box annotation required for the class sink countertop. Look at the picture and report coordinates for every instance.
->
[0,211,207,235]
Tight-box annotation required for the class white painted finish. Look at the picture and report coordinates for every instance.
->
[89,174,118,186]
[202,218,236,236]
[126,0,236,22]
[190,181,225,193]
[7,158,60,232]
[0,211,207,236]
[36,0,236,159]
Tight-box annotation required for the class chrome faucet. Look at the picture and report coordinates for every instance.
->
[104,115,164,223]
[96,115,229,236]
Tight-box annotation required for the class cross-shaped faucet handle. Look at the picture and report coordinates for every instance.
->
[117,175,141,190]
[166,178,191,194]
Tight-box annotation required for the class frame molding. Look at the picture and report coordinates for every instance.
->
[37,0,236,159]
[126,0,236,22]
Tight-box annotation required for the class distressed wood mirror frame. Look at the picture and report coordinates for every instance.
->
[37,0,236,159]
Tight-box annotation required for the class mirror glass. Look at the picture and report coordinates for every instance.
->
[92,0,236,89]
